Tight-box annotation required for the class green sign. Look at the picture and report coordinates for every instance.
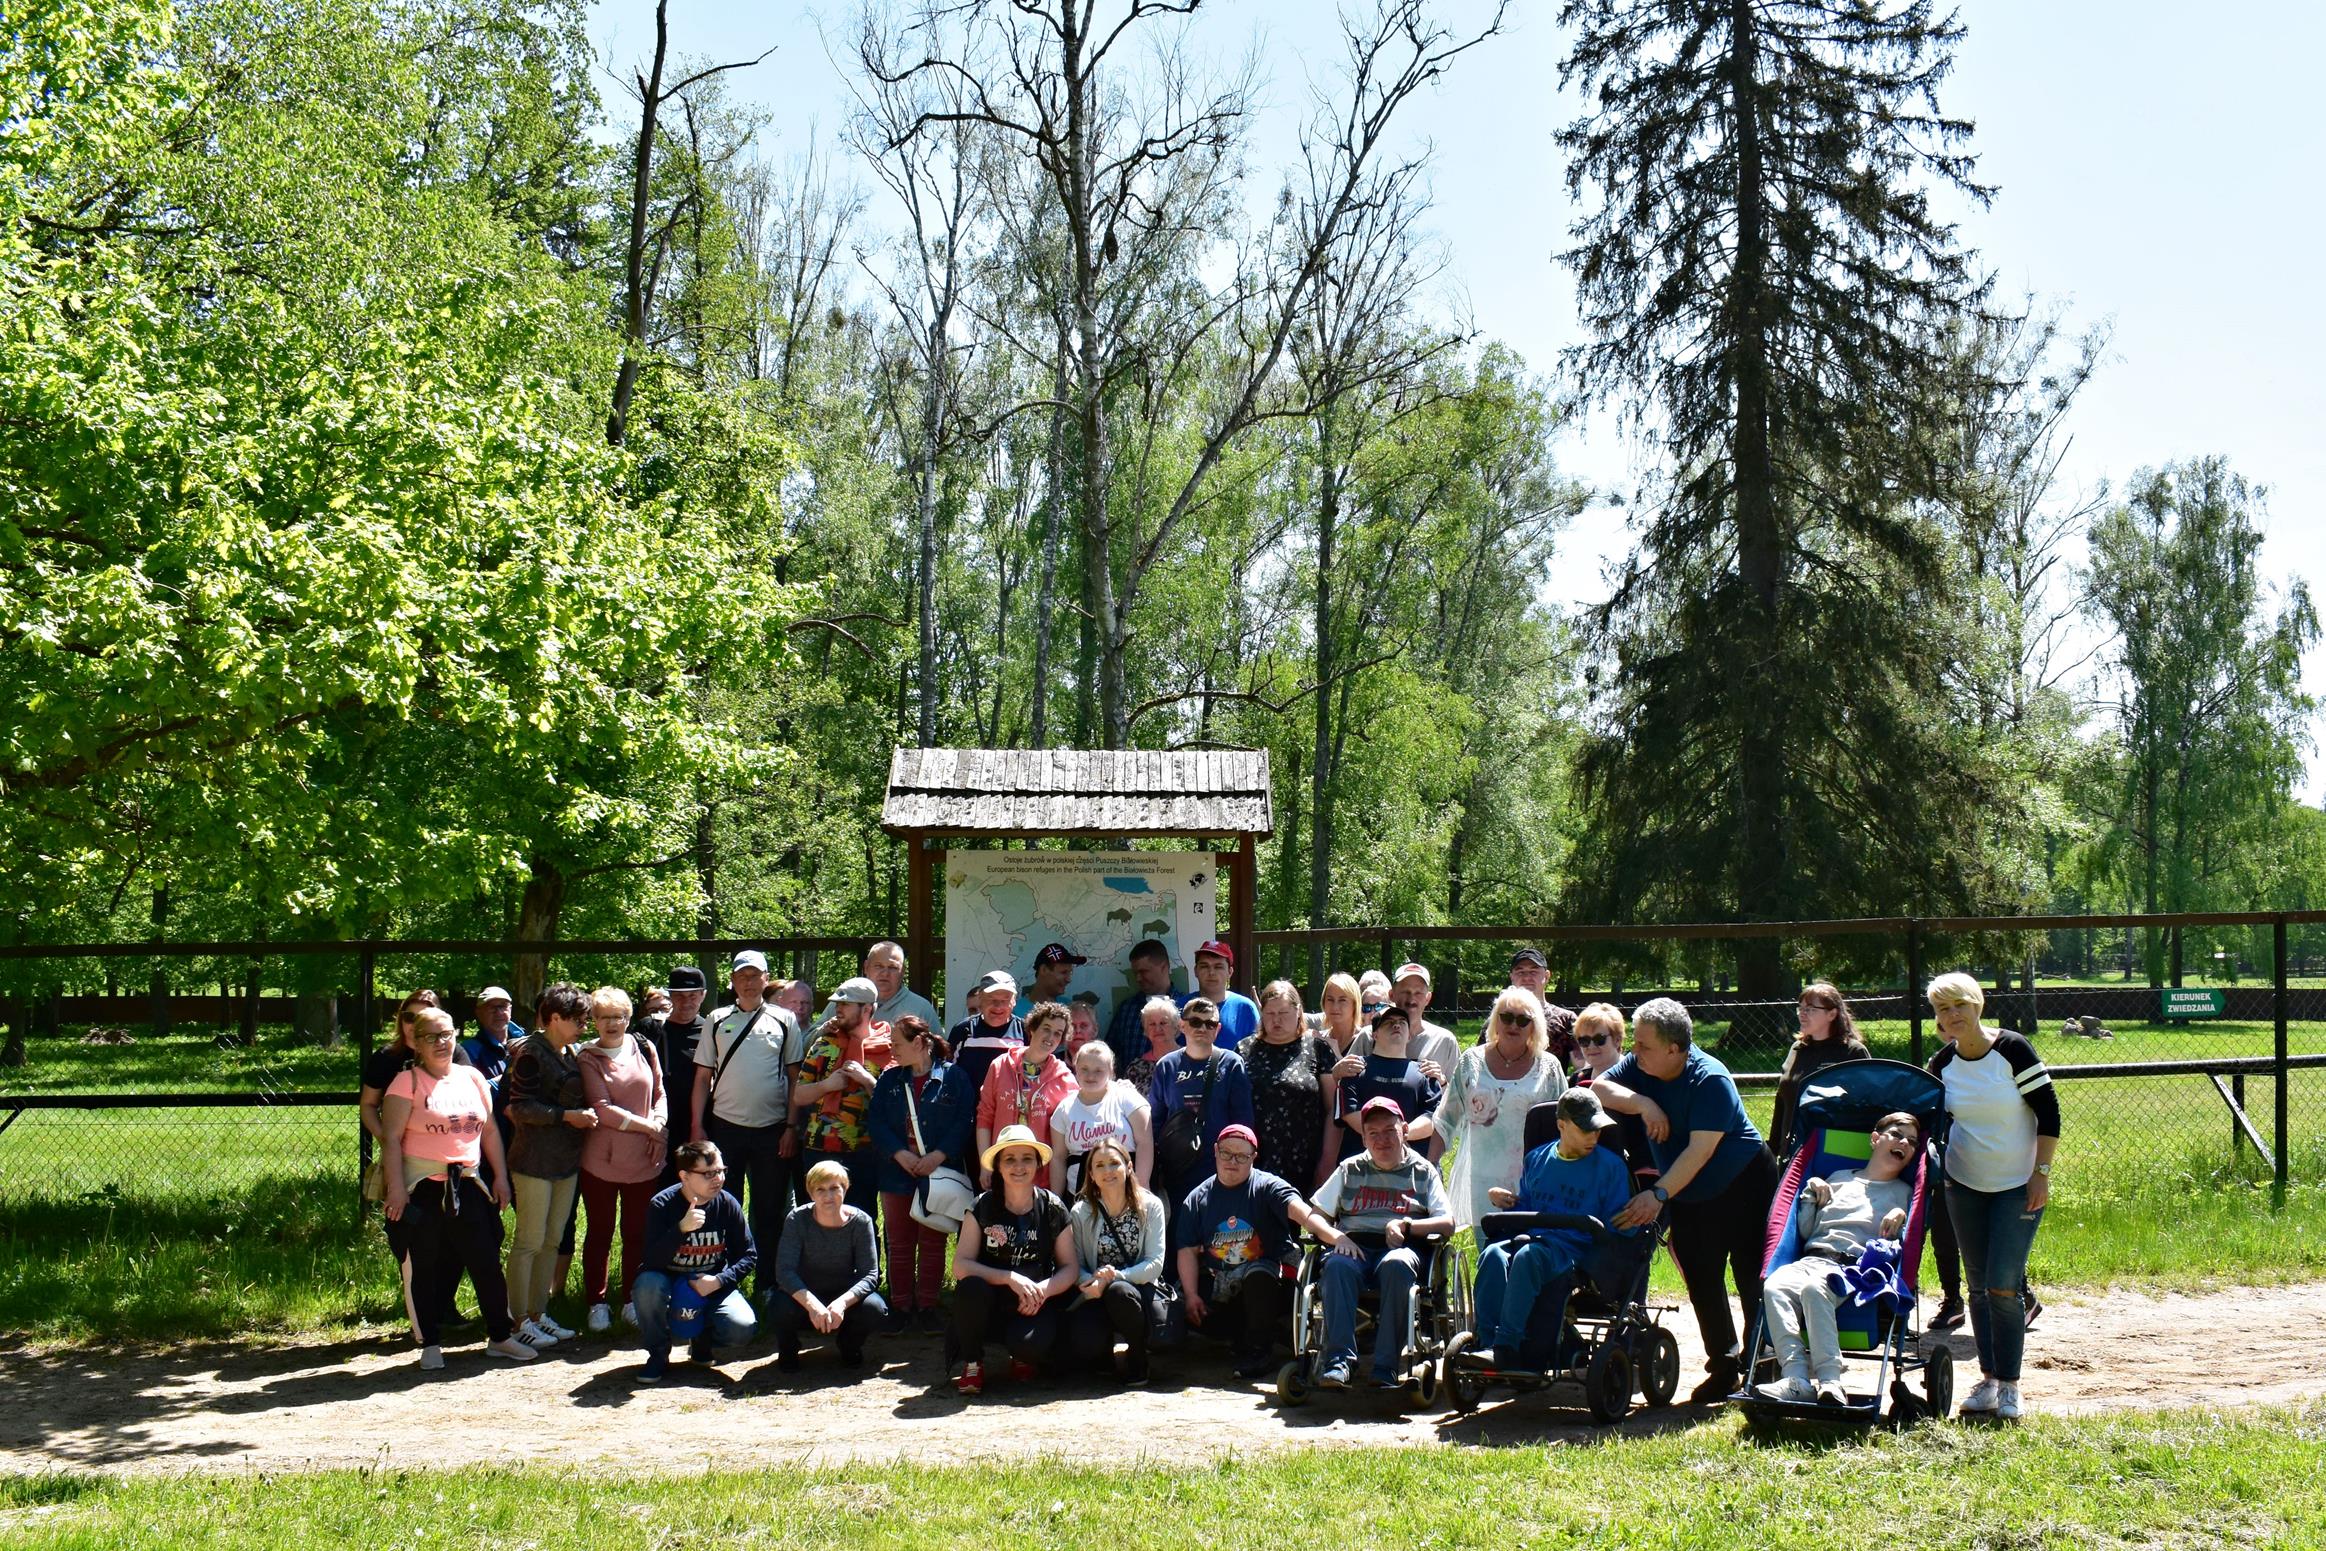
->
[2161,987,2225,1019]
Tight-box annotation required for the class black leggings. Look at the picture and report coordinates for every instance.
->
[400,1173,514,1347]
[768,1287,888,1359]
[952,1276,1069,1367]
[1666,1146,1779,1371]
[1200,1269,1290,1361]
[1065,1279,1151,1374]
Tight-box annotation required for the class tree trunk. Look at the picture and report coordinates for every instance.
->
[694,790,719,942]
[1,999,23,1068]
[607,0,671,446]
[514,858,566,1015]
[1309,409,1338,992]
[1030,327,1070,748]
[1726,1,1787,998]
[148,887,171,1039]
[300,993,340,1048]
[914,311,947,747]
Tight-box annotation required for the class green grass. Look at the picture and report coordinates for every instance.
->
[4,1409,2325,1547]
[0,1030,359,1095]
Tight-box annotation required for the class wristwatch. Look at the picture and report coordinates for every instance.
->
[1651,1185,1670,1204]
[2034,1162,2052,1176]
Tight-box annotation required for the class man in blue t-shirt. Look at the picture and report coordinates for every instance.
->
[1175,1124,1338,1379]
[1177,940,1258,1049]
[1589,997,1778,1403]
[1472,1087,1638,1372]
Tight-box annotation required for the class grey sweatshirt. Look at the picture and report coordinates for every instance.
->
[1800,1169,1912,1261]
[773,1203,879,1303]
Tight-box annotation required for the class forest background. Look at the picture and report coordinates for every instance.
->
[6,0,2325,1033]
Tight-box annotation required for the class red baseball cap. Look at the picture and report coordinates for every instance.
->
[1357,1095,1407,1122]
[1216,1124,1259,1152]
[1194,940,1234,966]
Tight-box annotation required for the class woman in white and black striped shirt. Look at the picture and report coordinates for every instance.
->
[1926,972,2062,1421]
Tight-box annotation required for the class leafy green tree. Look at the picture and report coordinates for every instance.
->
[1555,0,2001,991]
[2085,458,2317,985]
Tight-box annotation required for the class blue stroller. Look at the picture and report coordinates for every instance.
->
[1439,1101,1682,1422]
[1736,1059,1954,1428]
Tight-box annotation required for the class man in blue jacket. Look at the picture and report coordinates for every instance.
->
[634,1140,758,1382]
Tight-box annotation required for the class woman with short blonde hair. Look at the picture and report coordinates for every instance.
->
[1313,972,1365,1055]
[771,1158,884,1373]
[1926,971,2059,1420]
[577,983,667,1333]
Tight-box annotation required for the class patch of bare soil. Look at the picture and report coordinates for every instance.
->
[4,1283,2321,1475]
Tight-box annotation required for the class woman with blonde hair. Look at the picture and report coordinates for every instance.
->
[1310,972,1366,1057]
[1926,972,2060,1421]
[770,1158,884,1373]
[1768,981,1869,1156]
[1433,986,1567,1227]
[1242,979,1340,1192]
[577,985,667,1333]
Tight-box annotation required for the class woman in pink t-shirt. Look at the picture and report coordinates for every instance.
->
[577,986,668,1333]
[383,1009,537,1369]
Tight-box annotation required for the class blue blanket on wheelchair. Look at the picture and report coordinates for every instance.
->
[1823,1237,1910,1316]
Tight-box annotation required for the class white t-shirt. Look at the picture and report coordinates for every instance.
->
[693,1002,807,1129]
[1053,1082,1147,1163]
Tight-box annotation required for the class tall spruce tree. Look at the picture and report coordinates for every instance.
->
[1556,0,2002,990]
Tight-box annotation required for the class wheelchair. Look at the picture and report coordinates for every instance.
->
[1274,1225,1469,1409]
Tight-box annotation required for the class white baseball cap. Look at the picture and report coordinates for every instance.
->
[1393,961,1432,989]
[476,986,513,1006]
[732,949,770,974]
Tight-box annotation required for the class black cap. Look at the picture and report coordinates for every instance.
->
[1511,947,1548,970]
[1034,943,1088,967]
[668,966,708,990]
[1069,990,1101,1007]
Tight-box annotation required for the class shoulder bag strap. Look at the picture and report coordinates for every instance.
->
[704,1006,765,1111]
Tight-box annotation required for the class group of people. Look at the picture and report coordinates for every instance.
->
[361,941,2060,1421]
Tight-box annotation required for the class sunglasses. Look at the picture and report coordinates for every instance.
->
[1496,1010,1531,1026]
[1184,1017,1219,1029]
[1362,1002,1389,1014]
[1576,1033,1614,1047]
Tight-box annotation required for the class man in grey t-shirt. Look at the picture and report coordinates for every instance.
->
[862,940,938,1031]
[690,950,806,1294]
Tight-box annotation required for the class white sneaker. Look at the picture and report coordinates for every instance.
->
[487,1336,539,1362]
[1754,1375,1814,1403]
[419,1345,445,1370]
[537,1313,579,1340]
[1960,1376,2001,1414]
[518,1318,559,1349]
[1815,1380,1848,1407]
[1996,1381,2023,1420]
[620,1301,638,1328]
[587,1302,612,1333]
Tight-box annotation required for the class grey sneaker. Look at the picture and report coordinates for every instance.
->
[418,1345,445,1371]
[1960,1376,2001,1414]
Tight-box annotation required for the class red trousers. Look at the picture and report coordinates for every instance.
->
[579,1171,657,1306]
[881,1190,948,1311]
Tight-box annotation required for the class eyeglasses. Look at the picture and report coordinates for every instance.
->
[1215,1150,1256,1165]
[418,1031,455,1045]
[1874,1125,1919,1141]
[1798,1001,1836,1014]
[684,1167,728,1178]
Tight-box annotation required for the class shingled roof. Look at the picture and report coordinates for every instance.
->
[881,748,1273,837]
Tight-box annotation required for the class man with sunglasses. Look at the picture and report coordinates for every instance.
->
[634,1140,759,1382]
[1146,997,1256,1211]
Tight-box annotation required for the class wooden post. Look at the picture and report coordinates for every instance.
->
[907,834,936,1004]
[2274,914,2289,1211]
[1906,920,1925,1067]
[1230,833,1259,998]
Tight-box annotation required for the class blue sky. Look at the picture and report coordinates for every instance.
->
[586,1,2326,792]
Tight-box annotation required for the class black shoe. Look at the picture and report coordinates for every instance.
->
[916,1309,945,1336]
[776,1344,802,1373]
[689,1340,715,1366]
[2021,1287,2043,1331]
[1124,1362,1151,1388]
[1689,1364,1740,1405]
[839,1347,864,1369]
[883,1306,913,1334]
[1931,1297,1966,1331]
[1233,1353,1277,1381]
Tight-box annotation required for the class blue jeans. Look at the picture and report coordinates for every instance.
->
[1945,1178,2044,1381]
[633,1269,758,1359]
[1472,1237,1583,1360]
[1320,1244,1420,1381]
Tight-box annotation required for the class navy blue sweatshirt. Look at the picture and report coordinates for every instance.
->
[642,1184,757,1295]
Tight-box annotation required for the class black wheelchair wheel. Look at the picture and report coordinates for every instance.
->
[1441,1331,1486,1413]
[1923,1342,1955,1419]
[1585,1342,1634,1424]
[1276,1358,1311,1407]
[1634,1325,1681,1408]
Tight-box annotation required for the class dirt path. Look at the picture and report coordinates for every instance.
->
[5,1283,2323,1475]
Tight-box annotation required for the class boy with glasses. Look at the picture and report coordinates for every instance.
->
[634,1141,759,1382]
[1753,1112,1920,1406]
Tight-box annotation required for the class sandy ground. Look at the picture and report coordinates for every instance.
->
[5,1283,2323,1475]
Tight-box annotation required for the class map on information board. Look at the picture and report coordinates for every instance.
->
[944,852,1215,1027]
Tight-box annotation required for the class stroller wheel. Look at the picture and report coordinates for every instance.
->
[1275,1359,1311,1407]
[1633,1325,1681,1408]
[1922,1343,1954,1419]
[1407,1358,1440,1410]
[1585,1342,1634,1424]
[1441,1331,1485,1413]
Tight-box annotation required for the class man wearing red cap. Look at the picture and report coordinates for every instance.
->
[1178,940,1258,1050]
[1310,1095,1454,1391]
[1174,1122,1340,1380]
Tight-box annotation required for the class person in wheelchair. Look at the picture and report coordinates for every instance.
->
[1471,1087,1638,1374]
[1754,1111,1918,1406]
[1308,1096,1455,1391]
